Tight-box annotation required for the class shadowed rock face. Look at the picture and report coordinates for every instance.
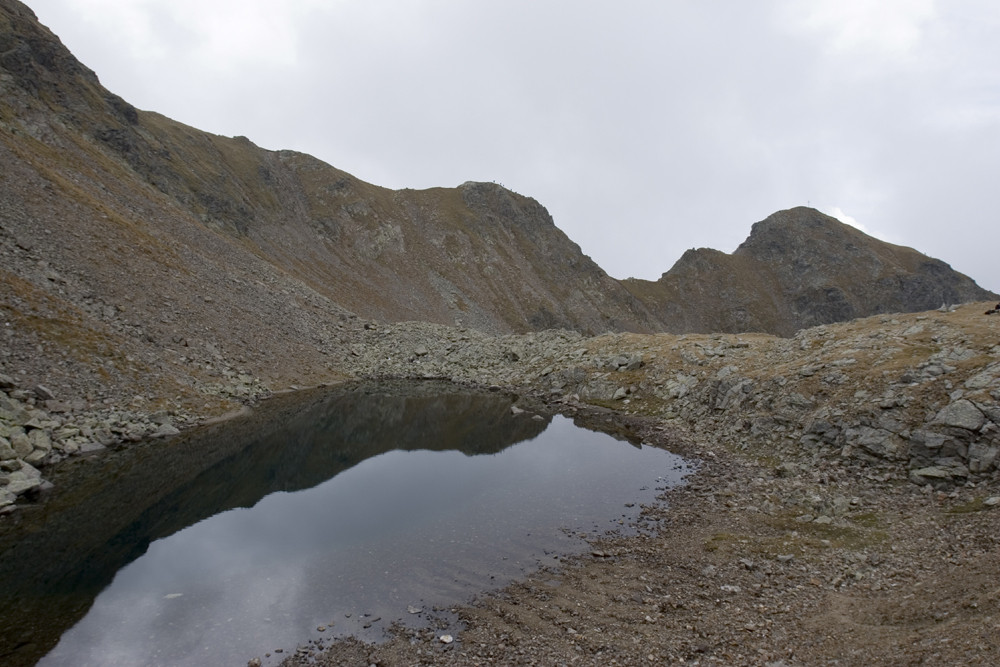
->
[623,207,997,336]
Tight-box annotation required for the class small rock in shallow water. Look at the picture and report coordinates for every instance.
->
[152,424,180,438]
[78,442,106,455]
[439,634,454,644]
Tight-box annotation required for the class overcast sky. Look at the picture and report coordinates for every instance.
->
[26,0,1000,291]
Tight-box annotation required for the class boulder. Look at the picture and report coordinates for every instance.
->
[974,401,1000,426]
[908,462,969,488]
[34,384,56,400]
[0,436,16,460]
[151,424,181,438]
[933,399,985,431]
[28,428,52,453]
[2,461,43,496]
[906,429,947,466]
[10,432,33,458]
[78,442,107,455]
[24,449,47,465]
[964,364,1000,390]
[845,426,905,460]
[0,396,29,425]
[967,441,999,474]
[608,354,642,371]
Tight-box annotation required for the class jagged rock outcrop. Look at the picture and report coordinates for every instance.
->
[624,207,996,336]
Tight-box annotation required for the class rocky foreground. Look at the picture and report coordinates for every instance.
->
[3,303,1000,665]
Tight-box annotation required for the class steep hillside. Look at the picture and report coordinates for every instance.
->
[0,0,654,336]
[624,207,996,336]
[0,0,661,409]
[1,0,996,418]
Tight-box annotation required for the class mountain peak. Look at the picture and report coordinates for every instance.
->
[738,206,866,253]
[624,208,996,336]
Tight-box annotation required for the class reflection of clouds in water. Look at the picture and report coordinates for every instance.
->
[41,416,687,666]
[45,548,314,666]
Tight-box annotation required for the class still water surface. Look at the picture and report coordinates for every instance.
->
[1,382,690,666]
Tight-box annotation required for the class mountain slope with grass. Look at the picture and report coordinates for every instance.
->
[0,0,657,357]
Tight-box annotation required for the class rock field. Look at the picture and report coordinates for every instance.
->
[4,302,1000,665]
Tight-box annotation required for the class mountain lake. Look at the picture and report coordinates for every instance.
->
[0,380,691,666]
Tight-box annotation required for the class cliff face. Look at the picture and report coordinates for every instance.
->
[624,207,997,336]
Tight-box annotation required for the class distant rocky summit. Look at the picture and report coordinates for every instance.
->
[623,207,996,336]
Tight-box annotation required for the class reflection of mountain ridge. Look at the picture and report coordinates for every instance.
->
[0,381,547,667]
[140,382,548,536]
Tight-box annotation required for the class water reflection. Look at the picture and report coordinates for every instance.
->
[0,381,689,666]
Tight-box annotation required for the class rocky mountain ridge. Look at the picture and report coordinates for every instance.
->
[1,0,658,342]
[2,0,995,377]
[624,207,996,336]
